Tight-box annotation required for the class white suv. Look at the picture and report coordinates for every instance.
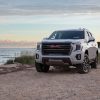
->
[35,29,98,74]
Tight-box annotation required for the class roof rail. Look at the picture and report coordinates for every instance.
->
[78,28,84,30]
[79,28,89,31]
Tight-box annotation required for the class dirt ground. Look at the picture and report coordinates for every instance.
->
[0,65,100,100]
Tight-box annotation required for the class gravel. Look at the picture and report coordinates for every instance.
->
[0,65,100,100]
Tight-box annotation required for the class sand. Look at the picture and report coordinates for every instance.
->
[0,64,100,100]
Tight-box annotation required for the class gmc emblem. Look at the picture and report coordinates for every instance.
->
[50,45,61,48]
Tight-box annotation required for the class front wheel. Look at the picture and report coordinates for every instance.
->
[77,54,91,74]
[35,62,50,73]
[35,62,43,72]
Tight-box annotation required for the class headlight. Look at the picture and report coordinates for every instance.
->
[72,43,82,51]
[37,43,41,51]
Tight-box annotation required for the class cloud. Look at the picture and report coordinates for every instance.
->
[0,0,100,15]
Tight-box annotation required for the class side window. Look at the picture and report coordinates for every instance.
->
[89,32,95,41]
[87,32,91,37]
[86,31,92,42]
[89,32,92,37]
[86,31,90,39]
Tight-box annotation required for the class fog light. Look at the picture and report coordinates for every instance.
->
[36,54,39,59]
[76,54,81,60]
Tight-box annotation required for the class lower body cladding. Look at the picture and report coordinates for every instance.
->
[35,51,84,66]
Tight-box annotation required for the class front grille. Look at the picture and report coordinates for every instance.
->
[42,42,72,55]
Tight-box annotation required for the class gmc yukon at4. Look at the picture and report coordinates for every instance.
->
[35,28,98,74]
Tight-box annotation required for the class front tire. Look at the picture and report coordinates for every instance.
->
[42,64,50,72]
[35,62,50,72]
[77,54,91,74]
[35,62,42,72]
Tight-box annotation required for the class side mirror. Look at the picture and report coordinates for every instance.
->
[88,38,95,43]
[88,39,91,43]
[92,38,95,41]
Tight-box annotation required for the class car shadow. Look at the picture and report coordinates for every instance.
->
[48,67,78,74]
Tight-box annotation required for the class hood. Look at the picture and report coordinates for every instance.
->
[42,39,85,44]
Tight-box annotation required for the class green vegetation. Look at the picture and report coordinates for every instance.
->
[5,56,35,65]
[5,59,14,64]
[15,56,35,64]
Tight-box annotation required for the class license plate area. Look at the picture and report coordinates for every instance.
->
[49,59,62,62]
[42,57,71,65]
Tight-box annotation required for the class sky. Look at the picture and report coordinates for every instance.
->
[0,0,100,47]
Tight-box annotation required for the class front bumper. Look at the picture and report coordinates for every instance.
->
[35,50,84,66]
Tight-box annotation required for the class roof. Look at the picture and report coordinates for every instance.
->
[55,28,90,32]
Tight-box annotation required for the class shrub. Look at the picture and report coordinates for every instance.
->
[5,59,14,64]
[14,56,35,65]
[6,56,35,65]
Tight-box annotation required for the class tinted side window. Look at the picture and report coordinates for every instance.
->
[89,32,93,37]
[86,32,90,38]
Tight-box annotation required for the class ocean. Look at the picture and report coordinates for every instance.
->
[0,48,35,65]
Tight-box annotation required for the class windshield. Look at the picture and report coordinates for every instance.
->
[48,30,84,39]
